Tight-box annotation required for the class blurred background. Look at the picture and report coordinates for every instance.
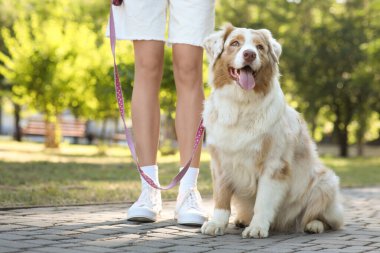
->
[0,0,379,208]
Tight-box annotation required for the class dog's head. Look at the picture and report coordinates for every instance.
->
[204,24,281,93]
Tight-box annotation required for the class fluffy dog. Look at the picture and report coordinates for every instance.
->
[200,24,344,238]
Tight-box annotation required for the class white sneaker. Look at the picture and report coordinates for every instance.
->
[175,187,208,226]
[127,185,162,222]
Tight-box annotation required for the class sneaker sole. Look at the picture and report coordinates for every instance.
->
[127,207,161,223]
[127,216,157,223]
[176,215,207,227]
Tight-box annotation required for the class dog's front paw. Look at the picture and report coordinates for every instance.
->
[305,220,325,234]
[201,220,227,236]
[242,222,269,239]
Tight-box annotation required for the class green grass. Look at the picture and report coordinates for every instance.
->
[0,140,212,208]
[0,140,379,208]
[323,156,380,187]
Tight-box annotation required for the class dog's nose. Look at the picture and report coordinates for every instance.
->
[243,50,256,62]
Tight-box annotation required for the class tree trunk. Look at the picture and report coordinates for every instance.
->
[97,119,108,155]
[45,119,60,148]
[13,103,22,142]
[356,110,367,157]
[333,102,349,157]
[338,128,349,157]
[356,139,364,157]
[311,118,317,141]
[164,113,176,141]
[356,121,366,157]
[113,117,123,143]
[85,120,94,145]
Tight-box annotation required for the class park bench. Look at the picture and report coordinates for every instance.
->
[22,119,86,139]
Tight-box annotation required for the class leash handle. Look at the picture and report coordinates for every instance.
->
[109,3,205,190]
[112,0,123,6]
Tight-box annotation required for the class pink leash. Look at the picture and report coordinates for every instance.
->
[109,2,205,190]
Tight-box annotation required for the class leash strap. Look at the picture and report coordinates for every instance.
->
[109,2,205,190]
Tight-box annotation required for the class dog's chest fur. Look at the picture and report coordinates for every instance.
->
[203,83,287,195]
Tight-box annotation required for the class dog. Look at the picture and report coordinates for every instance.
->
[200,24,344,238]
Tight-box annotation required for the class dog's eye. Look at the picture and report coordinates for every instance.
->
[231,41,240,47]
[257,44,264,50]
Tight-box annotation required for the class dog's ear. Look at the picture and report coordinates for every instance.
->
[203,23,234,66]
[258,29,282,64]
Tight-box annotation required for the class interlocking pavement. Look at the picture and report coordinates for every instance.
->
[0,188,379,253]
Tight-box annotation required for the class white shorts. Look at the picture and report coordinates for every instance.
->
[107,0,215,47]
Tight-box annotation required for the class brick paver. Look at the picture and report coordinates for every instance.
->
[0,188,379,253]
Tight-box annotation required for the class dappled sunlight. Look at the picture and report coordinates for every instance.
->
[0,140,211,168]
[0,140,213,207]
[322,157,350,168]
[1,140,378,207]
[323,157,380,187]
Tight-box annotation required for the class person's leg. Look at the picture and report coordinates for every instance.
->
[132,40,164,166]
[173,44,204,168]
[127,40,164,222]
[172,44,206,226]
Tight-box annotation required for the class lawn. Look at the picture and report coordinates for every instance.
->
[0,140,379,208]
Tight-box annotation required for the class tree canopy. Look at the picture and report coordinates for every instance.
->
[216,0,380,156]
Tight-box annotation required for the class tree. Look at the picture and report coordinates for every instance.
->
[91,41,134,141]
[285,0,379,157]
[216,0,380,157]
[0,0,22,139]
[0,12,99,147]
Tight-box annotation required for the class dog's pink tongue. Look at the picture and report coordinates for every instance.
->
[238,68,255,90]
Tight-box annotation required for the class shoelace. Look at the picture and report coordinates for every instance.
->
[135,187,160,207]
[178,188,202,211]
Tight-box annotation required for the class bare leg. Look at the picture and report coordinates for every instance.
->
[172,44,204,167]
[132,41,165,166]
[127,41,165,223]
[172,44,206,226]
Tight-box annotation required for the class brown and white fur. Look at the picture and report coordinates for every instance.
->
[200,24,344,238]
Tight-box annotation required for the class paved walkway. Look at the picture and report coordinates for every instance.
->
[0,188,379,253]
